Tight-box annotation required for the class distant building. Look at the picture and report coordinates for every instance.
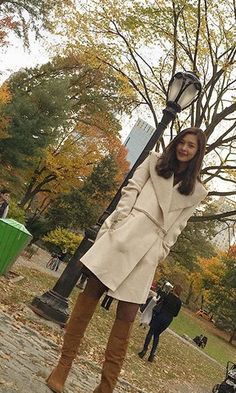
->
[212,227,235,250]
[124,119,155,168]
[211,197,236,250]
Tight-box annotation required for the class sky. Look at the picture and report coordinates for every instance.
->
[0,34,49,82]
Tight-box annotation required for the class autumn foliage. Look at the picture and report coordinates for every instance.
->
[0,83,11,139]
[0,16,17,46]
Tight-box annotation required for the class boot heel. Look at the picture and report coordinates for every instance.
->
[46,371,63,393]
[46,366,69,393]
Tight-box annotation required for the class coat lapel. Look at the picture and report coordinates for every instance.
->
[149,152,208,216]
[170,181,208,211]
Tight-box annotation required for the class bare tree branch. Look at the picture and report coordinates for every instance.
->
[202,165,236,173]
[205,102,236,138]
[208,191,236,197]
[206,121,236,153]
[190,210,236,222]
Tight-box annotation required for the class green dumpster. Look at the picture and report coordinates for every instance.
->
[0,218,32,275]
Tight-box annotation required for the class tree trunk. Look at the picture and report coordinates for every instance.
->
[200,293,204,310]
[19,174,56,208]
[19,179,37,207]
[229,328,236,344]
[185,280,194,305]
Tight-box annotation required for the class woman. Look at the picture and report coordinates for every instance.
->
[139,282,172,326]
[138,284,182,362]
[46,127,207,393]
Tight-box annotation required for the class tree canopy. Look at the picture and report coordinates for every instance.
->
[46,155,122,230]
[0,71,71,168]
[0,54,132,217]
[201,246,236,342]
[0,0,76,46]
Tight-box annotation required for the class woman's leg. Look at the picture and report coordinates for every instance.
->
[83,275,107,298]
[93,300,139,393]
[148,316,173,362]
[47,275,107,393]
[116,301,139,321]
[144,326,155,350]
[148,330,160,362]
[138,326,154,358]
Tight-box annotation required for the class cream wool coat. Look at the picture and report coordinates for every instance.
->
[81,151,208,304]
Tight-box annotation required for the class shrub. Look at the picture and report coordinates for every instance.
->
[8,200,26,224]
[42,227,83,254]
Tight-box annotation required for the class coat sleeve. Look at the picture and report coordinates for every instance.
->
[110,153,151,228]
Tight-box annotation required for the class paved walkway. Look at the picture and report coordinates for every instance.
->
[15,247,67,278]
[0,311,145,393]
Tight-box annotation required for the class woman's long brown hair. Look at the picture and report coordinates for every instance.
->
[173,284,183,297]
[156,127,206,195]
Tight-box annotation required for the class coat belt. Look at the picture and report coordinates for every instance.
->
[133,207,167,238]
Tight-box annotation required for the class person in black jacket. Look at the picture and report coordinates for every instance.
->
[138,284,182,362]
[0,189,10,218]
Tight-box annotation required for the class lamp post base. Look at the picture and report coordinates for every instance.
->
[29,290,69,326]
[30,241,88,325]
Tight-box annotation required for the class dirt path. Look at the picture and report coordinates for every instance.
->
[15,246,67,278]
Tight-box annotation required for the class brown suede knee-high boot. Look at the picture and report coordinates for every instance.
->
[46,292,99,393]
[93,319,133,393]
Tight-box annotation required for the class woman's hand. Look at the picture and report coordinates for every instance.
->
[110,211,127,230]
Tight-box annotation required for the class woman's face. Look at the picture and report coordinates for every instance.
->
[175,133,198,164]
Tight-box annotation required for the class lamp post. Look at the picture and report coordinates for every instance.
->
[30,71,202,325]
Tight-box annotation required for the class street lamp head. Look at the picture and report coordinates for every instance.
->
[167,71,202,112]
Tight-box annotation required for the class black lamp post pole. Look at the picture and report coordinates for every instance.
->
[30,102,179,325]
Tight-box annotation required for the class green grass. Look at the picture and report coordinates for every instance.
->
[171,307,236,366]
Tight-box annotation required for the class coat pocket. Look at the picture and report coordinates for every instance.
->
[96,214,113,240]
[109,212,132,231]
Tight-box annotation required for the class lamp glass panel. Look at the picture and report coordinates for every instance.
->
[177,83,198,109]
[168,77,183,101]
